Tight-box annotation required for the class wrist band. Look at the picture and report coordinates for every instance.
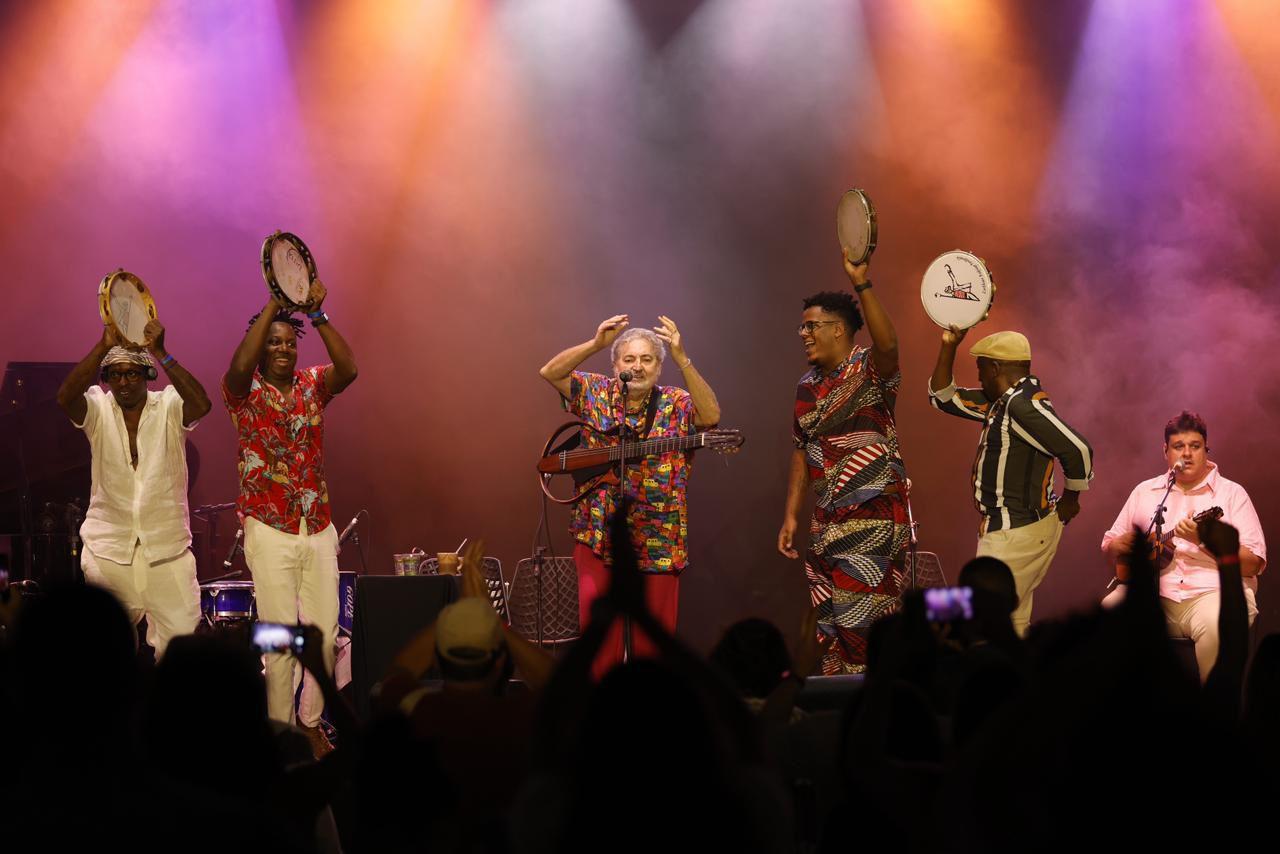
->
[854,281,873,293]
[310,311,330,327]
[160,354,176,368]
[1217,554,1240,566]
[678,359,692,370]
[306,308,326,319]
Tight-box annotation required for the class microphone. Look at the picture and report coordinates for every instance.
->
[337,512,360,555]
[618,371,633,383]
[223,527,244,569]
[1172,460,1186,472]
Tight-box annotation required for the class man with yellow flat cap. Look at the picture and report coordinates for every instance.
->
[928,326,1093,635]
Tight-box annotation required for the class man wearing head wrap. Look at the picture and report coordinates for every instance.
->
[56,319,213,657]
[928,326,1094,635]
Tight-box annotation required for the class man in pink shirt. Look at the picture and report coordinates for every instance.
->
[1101,411,1266,679]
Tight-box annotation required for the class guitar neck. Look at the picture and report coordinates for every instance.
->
[607,432,705,461]
[538,431,708,475]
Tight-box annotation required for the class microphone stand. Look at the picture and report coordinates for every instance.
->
[899,478,919,589]
[1107,467,1178,592]
[1146,469,1179,544]
[617,374,633,664]
[347,529,369,575]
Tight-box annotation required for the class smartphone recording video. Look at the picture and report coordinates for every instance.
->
[924,586,974,623]
[251,622,306,654]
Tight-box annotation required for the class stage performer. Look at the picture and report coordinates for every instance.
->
[1101,411,1265,680]
[928,326,1093,636]
[57,320,212,658]
[223,282,356,756]
[539,314,721,673]
[778,249,908,674]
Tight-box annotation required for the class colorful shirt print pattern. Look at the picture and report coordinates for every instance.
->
[222,366,333,535]
[563,371,696,574]
[793,344,906,513]
[793,345,909,674]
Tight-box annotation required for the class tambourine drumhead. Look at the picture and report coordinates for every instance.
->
[97,269,157,347]
[836,189,877,265]
[920,250,996,330]
[261,231,316,310]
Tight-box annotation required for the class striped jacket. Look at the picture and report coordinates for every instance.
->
[929,375,1093,532]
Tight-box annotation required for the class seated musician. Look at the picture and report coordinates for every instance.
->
[1101,411,1266,680]
[539,315,721,673]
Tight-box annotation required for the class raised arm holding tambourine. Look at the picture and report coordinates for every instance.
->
[222,236,356,758]
[781,197,911,675]
[928,323,1094,637]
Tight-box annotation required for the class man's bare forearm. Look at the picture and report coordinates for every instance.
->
[57,336,112,422]
[679,360,720,427]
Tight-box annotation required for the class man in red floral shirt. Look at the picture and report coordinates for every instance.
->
[223,281,357,754]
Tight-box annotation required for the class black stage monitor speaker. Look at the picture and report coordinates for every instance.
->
[350,575,458,719]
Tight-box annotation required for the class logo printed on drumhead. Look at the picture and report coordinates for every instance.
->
[920,250,995,330]
[936,264,982,302]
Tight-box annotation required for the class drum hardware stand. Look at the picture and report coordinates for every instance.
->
[532,545,547,648]
[64,500,84,577]
[193,502,237,581]
[7,380,36,583]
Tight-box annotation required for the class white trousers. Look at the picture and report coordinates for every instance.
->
[1101,585,1258,681]
[976,512,1065,637]
[244,516,339,727]
[81,544,200,659]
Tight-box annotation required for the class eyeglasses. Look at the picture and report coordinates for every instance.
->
[105,368,144,383]
[797,320,841,335]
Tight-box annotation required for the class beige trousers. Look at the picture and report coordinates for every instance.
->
[976,512,1065,636]
[81,544,200,659]
[1102,585,1258,681]
[244,516,339,727]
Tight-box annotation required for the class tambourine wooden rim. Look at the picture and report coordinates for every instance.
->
[260,230,317,310]
[920,249,997,330]
[97,268,158,347]
[836,188,878,265]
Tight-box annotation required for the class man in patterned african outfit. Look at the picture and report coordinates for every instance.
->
[779,250,908,674]
[223,282,357,757]
[540,314,721,673]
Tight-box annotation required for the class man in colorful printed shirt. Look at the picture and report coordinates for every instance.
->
[223,282,357,755]
[540,314,721,672]
[779,250,908,674]
[929,326,1093,636]
[1101,411,1265,680]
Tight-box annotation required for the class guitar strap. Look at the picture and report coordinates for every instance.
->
[606,386,661,439]
[638,386,660,439]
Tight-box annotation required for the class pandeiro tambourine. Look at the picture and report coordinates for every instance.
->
[261,231,317,310]
[920,250,996,330]
[836,189,877,265]
[98,269,158,347]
